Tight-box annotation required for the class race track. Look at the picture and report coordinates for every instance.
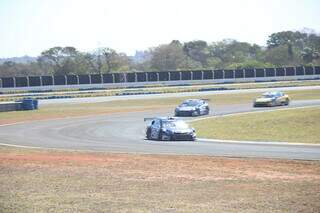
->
[0,89,320,160]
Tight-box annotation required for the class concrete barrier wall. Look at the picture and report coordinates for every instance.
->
[0,102,22,112]
[1,66,320,92]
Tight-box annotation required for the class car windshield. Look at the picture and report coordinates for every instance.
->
[163,120,189,129]
[262,94,276,98]
[180,100,199,107]
[262,92,280,98]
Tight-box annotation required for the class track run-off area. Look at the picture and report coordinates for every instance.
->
[0,86,320,160]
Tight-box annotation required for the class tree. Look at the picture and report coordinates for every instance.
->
[183,40,209,67]
[226,59,273,69]
[150,41,186,71]
[0,61,44,77]
[82,52,103,74]
[267,31,307,60]
[131,50,152,71]
[267,31,306,48]
[99,48,118,73]
[305,33,320,52]
[301,47,320,64]
[266,30,320,66]
[101,48,132,72]
[39,46,79,75]
[0,61,17,77]
[208,39,262,68]
[263,45,303,66]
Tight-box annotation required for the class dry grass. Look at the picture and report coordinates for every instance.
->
[0,146,319,212]
[192,106,320,143]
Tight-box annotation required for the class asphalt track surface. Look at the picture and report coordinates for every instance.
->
[1,87,320,160]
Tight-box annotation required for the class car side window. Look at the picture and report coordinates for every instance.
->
[151,120,155,125]
[155,120,161,128]
[152,119,160,128]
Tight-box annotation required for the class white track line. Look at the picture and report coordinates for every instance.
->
[0,122,26,127]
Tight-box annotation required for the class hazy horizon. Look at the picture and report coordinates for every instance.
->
[0,0,319,58]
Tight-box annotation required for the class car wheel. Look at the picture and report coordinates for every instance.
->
[285,99,289,105]
[205,107,210,115]
[146,128,151,140]
[192,109,200,116]
[161,134,171,141]
[158,131,162,141]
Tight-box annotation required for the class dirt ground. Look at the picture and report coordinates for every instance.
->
[0,147,319,212]
[1,91,320,212]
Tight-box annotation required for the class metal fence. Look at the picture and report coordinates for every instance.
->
[1,66,320,89]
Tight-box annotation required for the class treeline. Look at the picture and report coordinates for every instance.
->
[1,30,320,77]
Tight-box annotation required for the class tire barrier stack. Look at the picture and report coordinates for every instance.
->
[0,98,38,112]
[1,66,319,90]
[21,98,38,110]
[21,98,34,110]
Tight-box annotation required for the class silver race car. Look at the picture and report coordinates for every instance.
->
[175,99,210,117]
[145,117,196,141]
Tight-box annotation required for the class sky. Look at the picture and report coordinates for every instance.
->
[0,0,319,58]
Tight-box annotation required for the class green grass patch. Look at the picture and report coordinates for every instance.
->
[192,106,320,143]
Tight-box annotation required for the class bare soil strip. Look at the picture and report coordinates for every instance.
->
[0,147,319,212]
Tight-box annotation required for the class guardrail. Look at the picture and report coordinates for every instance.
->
[1,66,320,91]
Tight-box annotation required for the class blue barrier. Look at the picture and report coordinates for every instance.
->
[22,98,35,110]
[33,99,38,109]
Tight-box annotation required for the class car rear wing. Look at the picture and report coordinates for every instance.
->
[144,117,156,122]
[144,117,177,122]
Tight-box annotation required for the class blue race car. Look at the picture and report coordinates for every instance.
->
[145,117,196,141]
